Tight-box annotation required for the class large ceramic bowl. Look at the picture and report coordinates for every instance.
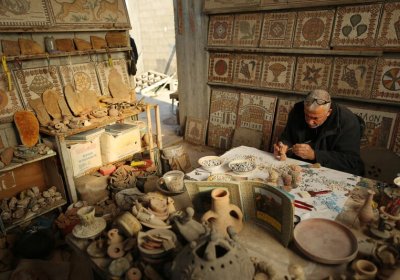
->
[198,156,224,174]
[228,159,256,176]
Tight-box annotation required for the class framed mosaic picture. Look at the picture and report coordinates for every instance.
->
[208,15,234,46]
[96,59,130,96]
[260,11,296,48]
[330,57,377,98]
[293,9,335,49]
[232,13,263,47]
[0,72,25,123]
[233,54,263,86]
[236,92,277,150]
[372,58,400,103]
[293,56,333,92]
[208,53,234,84]
[331,4,382,47]
[184,116,208,146]
[376,2,400,48]
[207,89,239,149]
[59,63,102,97]
[261,56,296,90]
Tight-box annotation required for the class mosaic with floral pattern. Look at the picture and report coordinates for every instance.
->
[376,2,400,48]
[208,53,235,84]
[261,56,296,90]
[233,54,263,86]
[232,13,263,47]
[59,63,102,97]
[372,58,400,103]
[208,15,234,46]
[260,11,296,48]
[294,56,333,92]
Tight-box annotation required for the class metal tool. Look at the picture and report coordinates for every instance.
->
[287,140,312,152]
[308,190,332,197]
[293,200,314,211]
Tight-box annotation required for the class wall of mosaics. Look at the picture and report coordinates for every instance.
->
[174,0,400,160]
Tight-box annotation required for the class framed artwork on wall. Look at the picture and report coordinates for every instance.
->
[208,53,235,84]
[208,15,234,46]
[233,54,263,86]
[232,13,263,47]
[293,56,333,92]
[261,55,296,90]
[260,11,296,48]
[372,58,400,103]
[376,2,400,48]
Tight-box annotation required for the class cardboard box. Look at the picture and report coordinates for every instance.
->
[68,136,103,177]
[100,124,142,164]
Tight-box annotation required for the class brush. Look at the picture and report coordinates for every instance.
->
[287,140,312,151]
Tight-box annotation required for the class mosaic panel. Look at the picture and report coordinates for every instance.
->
[0,72,25,123]
[261,56,296,90]
[260,11,296,48]
[332,4,382,47]
[376,2,400,48]
[293,9,335,49]
[13,66,63,110]
[233,54,263,86]
[237,92,277,150]
[207,89,240,149]
[232,13,263,47]
[371,58,400,103]
[294,56,333,92]
[208,53,234,84]
[59,63,102,97]
[392,122,400,156]
[96,59,129,96]
[348,106,399,150]
[185,116,208,146]
[330,57,376,98]
[208,15,234,46]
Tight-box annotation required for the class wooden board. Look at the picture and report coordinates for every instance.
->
[73,38,92,51]
[1,40,20,56]
[18,38,44,55]
[260,11,296,48]
[208,15,234,46]
[232,13,263,47]
[29,98,52,126]
[208,52,234,84]
[233,54,263,86]
[105,31,128,48]
[260,55,296,90]
[55,38,75,52]
[64,84,83,116]
[42,89,62,120]
[204,0,260,12]
[293,56,333,92]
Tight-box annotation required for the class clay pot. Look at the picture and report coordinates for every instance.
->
[358,190,376,226]
[201,188,243,236]
[125,267,142,280]
[108,228,124,244]
[107,242,125,259]
[77,206,95,226]
[116,212,142,237]
[352,259,377,279]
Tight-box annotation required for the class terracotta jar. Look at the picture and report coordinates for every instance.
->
[358,190,376,226]
[125,267,142,280]
[352,259,377,279]
[201,188,243,236]
[108,228,124,244]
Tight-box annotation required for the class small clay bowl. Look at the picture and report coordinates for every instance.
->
[198,156,224,174]
[228,159,256,176]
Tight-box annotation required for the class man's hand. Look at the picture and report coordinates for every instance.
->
[273,141,288,161]
[292,144,315,160]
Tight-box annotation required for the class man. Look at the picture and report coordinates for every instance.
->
[273,89,364,176]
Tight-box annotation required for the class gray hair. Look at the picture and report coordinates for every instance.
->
[304,89,331,111]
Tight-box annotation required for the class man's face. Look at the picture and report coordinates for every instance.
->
[304,106,331,128]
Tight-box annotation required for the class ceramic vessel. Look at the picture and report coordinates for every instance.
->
[172,207,207,242]
[107,242,125,259]
[108,257,130,277]
[116,212,142,237]
[108,228,124,244]
[352,259,377,279]
[161,170,184,192]
[72,206,106,239]
[125,267,142,280]
[358,190,376,226]
[170,227,254,280]
[202,188,243,236]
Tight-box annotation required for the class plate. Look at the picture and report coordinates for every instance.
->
[293,218,358,264]
[72,217,107,239]
[156,179,186,196]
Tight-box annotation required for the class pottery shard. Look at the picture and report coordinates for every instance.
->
[108,68,130,102]
[105,32,128,48]
[74,38,92,51]
[42,89,62,120]
[64,84,84,116]
[90,36,107,49]
[18,38,44,55]
[29,98,51,126]
[57,95,73,116]
[1,40,20,56]
[14,111,39,147]
[55,38,75,52]
[81,89,100,111]
[1,147,14,166]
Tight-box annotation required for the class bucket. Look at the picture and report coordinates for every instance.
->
[163,144,184,158]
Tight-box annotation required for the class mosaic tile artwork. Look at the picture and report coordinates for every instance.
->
[376,2,400,48]
[261,56,296,90]
[204,0,260,11]
[270,98,301,152]
[330,57,377,98]
[236,92,277,150]
[293,9,335,49]
[332,4,382,47]
[260,11,296,48]
[208,15,234,46]
[0,72,25,123]
[13,65,63,110]
[371,58,400,103]
[208,53,234,84]
[233,54,263,86]
[207,89,240,149]
[232,13,263,47]
[294,56,333,92]
[96,59,130,96]
[392,122,400,156]
[185,116,208,146]
[348,106,399,150]
[59,63,102,97]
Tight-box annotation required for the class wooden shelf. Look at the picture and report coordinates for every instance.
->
[4,47,132,62]
[206,47,383,57]
[0,151,57,173]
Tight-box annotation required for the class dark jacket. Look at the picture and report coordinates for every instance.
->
[280,101,364,176]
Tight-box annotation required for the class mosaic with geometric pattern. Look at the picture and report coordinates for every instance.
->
[96,59,130,96]
[330,57,377,98]
[294,56,333,92]
[260,11,296,48]
[261,56,296,90]
[232,13,263,47]
[208,53,234,84]
[207,89,240,149]
[331,4,382,47]
[0,71,25,123]
[59,63,102,97]
[185,116,208,146]
[392,122,400,157]
[208,15,234,46]
[233,54,263,86]
[13,65,63,110]
[293,9,335,49]
[372,58,400,103]
[376,2,400,48]
[236,92,277,150]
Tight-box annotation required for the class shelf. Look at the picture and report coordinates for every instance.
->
[206,47,383,57]
[3,47,132,62]
[0,151,57,173]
